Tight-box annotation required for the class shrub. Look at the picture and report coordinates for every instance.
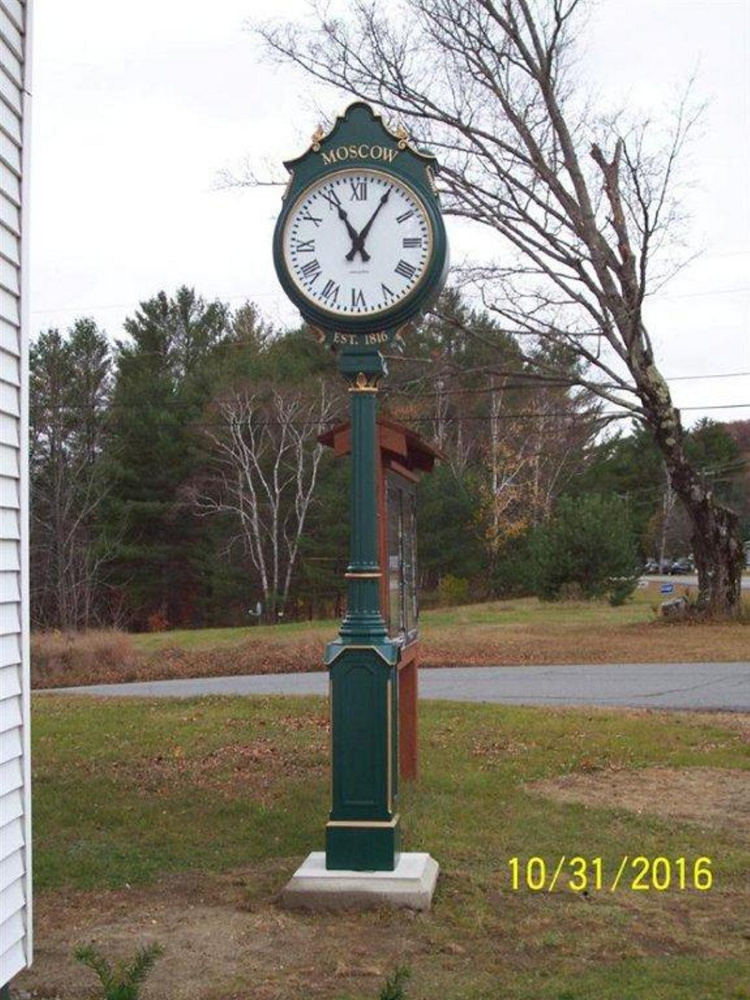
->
[74,942,164,1000]
[146,611,170,633]
[609,576,637,607]
[31,629,134,686]
[528,495,639,604]
[379,966,410,1000]
[437,574,470,606]
[490,532,534,597]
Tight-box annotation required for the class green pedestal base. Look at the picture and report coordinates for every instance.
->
[326,821,401,871]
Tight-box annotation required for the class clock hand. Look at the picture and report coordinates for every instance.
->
[337,204,370,263]
[346,187,392,261]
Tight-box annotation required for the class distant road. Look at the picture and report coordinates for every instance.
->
[641,574,750,590]
[47,661,750,712]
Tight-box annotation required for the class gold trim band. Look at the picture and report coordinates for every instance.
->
[387,676,393,813]
[327,815,400,829]
[326,644,396,666]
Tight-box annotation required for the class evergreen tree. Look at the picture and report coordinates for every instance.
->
[417,464,487,592]
[685,419,744,509]
[30,319,112,627]
[293,450,349,619]
[105,287,231,628]
[529,495,639,604]
[569,419,745,562]
[567,423,663,557]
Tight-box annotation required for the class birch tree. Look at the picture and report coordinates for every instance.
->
[194,380,336,618]
[256,0,745,615]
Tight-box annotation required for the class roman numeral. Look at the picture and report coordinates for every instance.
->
[402,237,422,248]
[394,259,417,279]
[381,283,395,299]
[396,210,414,224]
[300,210,322,227]
[300,259,322,282]
[320,188,342,210]
[349,179,368,201]
[351,288,366,309]
[295,239,315,253]
[321,279,340,303]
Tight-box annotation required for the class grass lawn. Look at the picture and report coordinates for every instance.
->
[33,586,750,689]
[22,693,750,1000]
[130,585,729,653]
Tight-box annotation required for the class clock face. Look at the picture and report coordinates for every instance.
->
[282,168,432,319]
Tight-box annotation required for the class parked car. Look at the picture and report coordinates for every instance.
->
[668,557,694,575]
[643,559,660,574]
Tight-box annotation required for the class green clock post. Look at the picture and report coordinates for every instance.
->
[274,102,448,903]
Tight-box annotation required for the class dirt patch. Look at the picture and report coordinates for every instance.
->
[17,866,426,1000]
[18,846,749,1000]
[526,766,750,833]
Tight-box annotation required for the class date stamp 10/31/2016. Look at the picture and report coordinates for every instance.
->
[507,856,714,893]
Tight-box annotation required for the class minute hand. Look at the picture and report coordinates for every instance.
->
[346,187,391,261]
[336,205,369,261]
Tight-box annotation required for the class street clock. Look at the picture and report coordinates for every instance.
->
[274,102,448,883]
[273,102,449,346]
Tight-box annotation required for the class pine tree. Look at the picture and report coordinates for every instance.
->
[104,287,230,628]
[30,319,112,627]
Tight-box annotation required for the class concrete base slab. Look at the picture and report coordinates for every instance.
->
[280,851,439,911]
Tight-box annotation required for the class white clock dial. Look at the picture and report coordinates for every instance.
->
[282,168,432,318]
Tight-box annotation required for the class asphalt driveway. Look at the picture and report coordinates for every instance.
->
[47,660,750,711]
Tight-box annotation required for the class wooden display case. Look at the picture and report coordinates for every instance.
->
[320,417,440,779]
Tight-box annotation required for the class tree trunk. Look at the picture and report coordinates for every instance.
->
[658,460,674,572]
[633,357,743,617]
[668,460,743,616]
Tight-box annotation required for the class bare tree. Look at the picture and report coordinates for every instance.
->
[255,0,744,615]
[193,380,336,618]
[30,321,114,630]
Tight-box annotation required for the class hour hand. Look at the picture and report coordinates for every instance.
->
[346,187,391,261]
[337,205,370,262]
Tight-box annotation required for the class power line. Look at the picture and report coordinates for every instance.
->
[669,371,750,381]
[384,354,750,382]
[33,405,748,433]
[653,286,750,300]
[387,381,750,401]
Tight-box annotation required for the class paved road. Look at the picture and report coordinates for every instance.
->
[640,574,750,590]
[47,661,750,711]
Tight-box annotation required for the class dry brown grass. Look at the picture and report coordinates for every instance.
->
[420,618,750,668]
[31,629,136,688]
[31,632,325,689]
[526,766,750,834]
[31,596,749,689]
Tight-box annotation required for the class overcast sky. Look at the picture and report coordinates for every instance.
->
[29,0,749,425]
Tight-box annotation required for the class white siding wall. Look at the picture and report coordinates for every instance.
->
[0,0,30,987]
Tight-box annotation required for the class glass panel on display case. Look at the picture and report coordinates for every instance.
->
[387,478,402,637]
[405,489,418,636]
[386,473,418,643]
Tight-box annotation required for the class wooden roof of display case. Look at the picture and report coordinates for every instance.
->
[319,416,442,480]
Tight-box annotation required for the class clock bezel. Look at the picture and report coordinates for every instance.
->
[281,167,434,322]
[273,162,448,338]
